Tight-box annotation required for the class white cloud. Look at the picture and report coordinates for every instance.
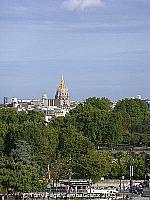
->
[63,0,103,11]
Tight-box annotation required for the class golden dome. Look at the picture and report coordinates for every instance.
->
[58,74,68,91]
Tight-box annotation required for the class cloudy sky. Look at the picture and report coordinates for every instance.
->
[0,0,150,102]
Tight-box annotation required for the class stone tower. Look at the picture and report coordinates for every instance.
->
[55,75,70,108]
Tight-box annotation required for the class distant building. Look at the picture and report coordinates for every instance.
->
[4,97,8,107]
[55,75,70,108]
[42,94,48,107]
[146,100,150,111]
[7,75,75,121]
[136,95,142,100]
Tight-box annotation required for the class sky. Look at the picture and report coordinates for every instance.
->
[0,0,150,103]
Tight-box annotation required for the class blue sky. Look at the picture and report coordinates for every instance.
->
[0,0,150,103]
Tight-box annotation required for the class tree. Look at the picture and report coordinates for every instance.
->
[59,126,94,159]
[0,109,45,124]
[0,157,47,193]
[115,98,148,133]
[0,122,8,152]
[10,140,33,165]
[74,150,112,182]
[108,152,132,179]
[4,121,59,169]
[50,154,69,181]
[85,97,112,111]
[133,154,145,179]
[102,111,125,147]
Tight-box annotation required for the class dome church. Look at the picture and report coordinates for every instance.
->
[55,75,70,108]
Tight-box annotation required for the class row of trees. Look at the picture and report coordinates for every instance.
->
[54,97,150,147]
[0,97,150,193]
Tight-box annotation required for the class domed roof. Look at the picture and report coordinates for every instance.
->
[42,93,48,99]
[57,75,68,92]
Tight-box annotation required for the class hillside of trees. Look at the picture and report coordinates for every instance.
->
[0,97,150,193]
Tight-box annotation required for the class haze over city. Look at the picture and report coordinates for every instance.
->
[0,0,150,103]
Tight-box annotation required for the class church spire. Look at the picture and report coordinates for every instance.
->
[60,74,65,89]
[61,74,64,82]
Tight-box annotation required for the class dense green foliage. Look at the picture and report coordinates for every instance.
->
[0,97,150,193]
[115,98,150,145]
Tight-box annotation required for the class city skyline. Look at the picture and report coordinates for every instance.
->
[0,0,150,103]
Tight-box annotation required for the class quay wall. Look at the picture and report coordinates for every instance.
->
[93,179,129,188]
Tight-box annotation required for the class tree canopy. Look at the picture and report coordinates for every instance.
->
[0,97,150,193]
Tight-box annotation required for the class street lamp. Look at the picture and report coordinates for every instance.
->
[129,165,133,191]
[122,176,125,200]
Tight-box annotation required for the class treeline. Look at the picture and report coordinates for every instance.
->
[0,97,150,193]
[66,97,150,147]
